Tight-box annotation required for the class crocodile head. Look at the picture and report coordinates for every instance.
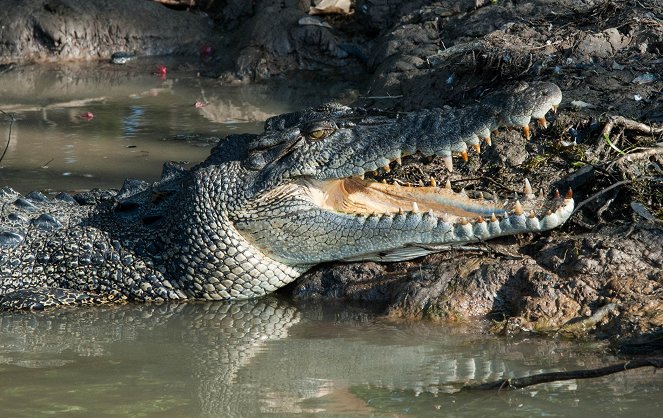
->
[216,82,572,267]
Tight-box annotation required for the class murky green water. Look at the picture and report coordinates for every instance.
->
[0,300,660,417]
[0,64,661,417]
[0,62,356,193]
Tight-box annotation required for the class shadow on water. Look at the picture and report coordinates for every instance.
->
[0,62,360,194]
[0,298,660,417]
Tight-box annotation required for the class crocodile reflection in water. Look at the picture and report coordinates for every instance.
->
[0,299,581,415]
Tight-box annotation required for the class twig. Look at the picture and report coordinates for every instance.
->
[600,115,663,143]
[572,179,640,215]
[359,95,404,100]
[461,358,663,391]
[0,109,15,164]
[609,147,663,171]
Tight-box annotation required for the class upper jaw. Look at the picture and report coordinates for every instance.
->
[312,81,562,180]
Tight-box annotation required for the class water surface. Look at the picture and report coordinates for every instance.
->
[0,62,356,193]
[0,300,660,417]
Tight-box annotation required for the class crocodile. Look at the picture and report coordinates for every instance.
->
[0,81,573,310]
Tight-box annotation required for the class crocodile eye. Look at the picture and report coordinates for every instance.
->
[304,121,336,140]
[308,129,328,140]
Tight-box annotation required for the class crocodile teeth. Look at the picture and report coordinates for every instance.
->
[551,104,558,114]
[412,202,420,213]
[524,178,533,197]
[445,179,452,190]
[383,165,391,173]
[473,143,481,153]
[395,156,402,166]
[523,125,531,141]
[442,156,453,172]
[429,177,436,187]
[565,187,573,199]
[513,200,524,216]
[490,213,498,222]
[484,135,492,146]
[537,118,548,128]
[460,150,469,162]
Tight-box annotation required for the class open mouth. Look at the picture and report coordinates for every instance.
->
[305,152,573,231]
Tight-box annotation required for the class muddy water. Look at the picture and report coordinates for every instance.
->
[0,300,660,417]
[0,62,355,193]
[0,65,661,417]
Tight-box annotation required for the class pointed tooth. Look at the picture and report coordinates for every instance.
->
[529,210,536,219]
[524,178,533,196]
[398,207,404,215]
[565,187,573,199]
[537,118,548,129]
[442,155,453,172]
[445,179,452,190]
[430,177,436,187]
[383,165,391,173]
[523,125,531,141]
[554,189,561,199]
[477,216,484,223]
[459,217,469,225]
[490,213,497,222]
[359,173,365,180]
[513,200,524,216]
[428,209,434,217]
[418,180,424,187]
[381,179,387,184]
[514,191,519,200]
[406,182,412,188]
[539,188,544,199]
[460,150,469,162]
[460,188,467,197]
[551,104,558,114]
[478,191,484,199]
[484,135,492,146]
[395,156,402,165]
[473,143,481,153]
[412,202,419,213]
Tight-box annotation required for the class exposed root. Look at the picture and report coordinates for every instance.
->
[556,303,619,336]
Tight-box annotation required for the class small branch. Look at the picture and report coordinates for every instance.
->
[572,179,634,214]
[359,95,404,100]
[462,358,663,391]
[600,116,663,138]
[609,147,663,172]
[0,109,15,164]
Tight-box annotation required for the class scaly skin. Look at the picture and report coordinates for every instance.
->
[0,82,572,309]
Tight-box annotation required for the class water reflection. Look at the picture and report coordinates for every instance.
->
[0,299,660,416]
[0,63,358,194]
[122,106,145,137]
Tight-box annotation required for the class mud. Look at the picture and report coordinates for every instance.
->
[0,0,216,65]
[278,0,662,352]
[1,0,662,351]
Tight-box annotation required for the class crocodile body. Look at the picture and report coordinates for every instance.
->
[0,82,573,309]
